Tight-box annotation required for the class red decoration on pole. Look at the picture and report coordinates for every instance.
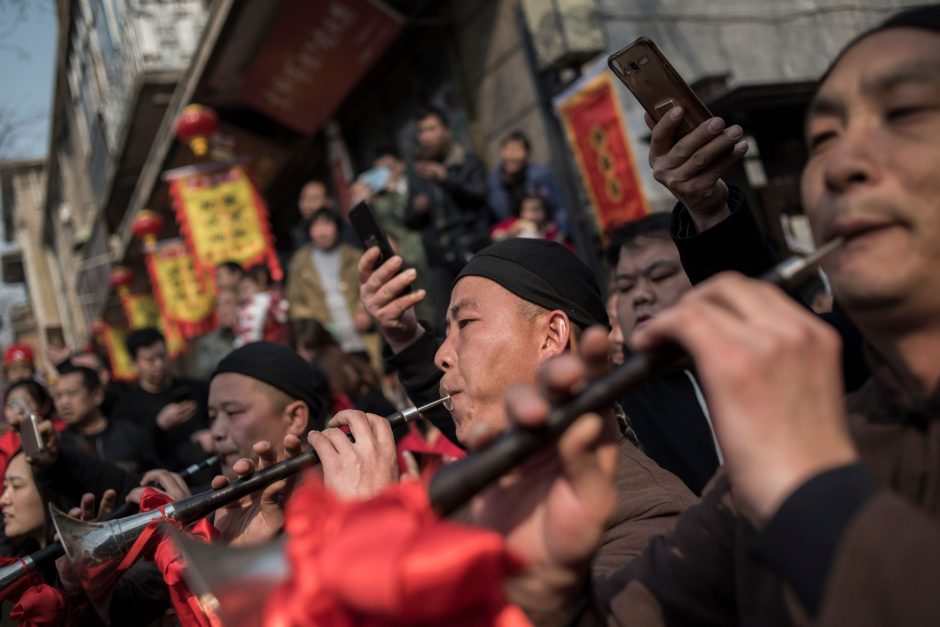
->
[132,209,164,249]
[109,266,134,298]
[91,319,107,338]
[174,104,219,157]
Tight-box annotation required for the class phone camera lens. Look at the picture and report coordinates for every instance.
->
[629,61,640,72]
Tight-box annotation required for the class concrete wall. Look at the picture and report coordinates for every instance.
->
[2,162,65,368]
[596,0,928,209]
[450,0,553,169]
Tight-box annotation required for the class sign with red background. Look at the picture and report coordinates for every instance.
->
[239,0,403,135]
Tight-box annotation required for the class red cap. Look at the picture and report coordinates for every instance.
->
[4,344,34,367]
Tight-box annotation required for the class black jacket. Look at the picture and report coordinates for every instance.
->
[405,143,492,271]
[621,366,721,495]
[671,187,869,391]
[619,190,869,497]
[62,419,161,476]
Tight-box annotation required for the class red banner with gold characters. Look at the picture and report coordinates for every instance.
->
[166,162,282,284]
[556,72,648,232]
[145,239,217,340]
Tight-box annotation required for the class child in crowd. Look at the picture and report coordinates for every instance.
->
[489,188,568,246]
[234,265,288,347]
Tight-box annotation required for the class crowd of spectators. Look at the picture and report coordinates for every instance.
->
[2,7,937,623]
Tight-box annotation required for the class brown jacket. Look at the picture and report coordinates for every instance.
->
[284,242,381,367]
[594,440,697,586]
[598,353,940,626]
[285,242,362,322]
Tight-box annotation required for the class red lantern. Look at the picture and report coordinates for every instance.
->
[132,209,164,249]
[174,104,219,157]
[109,266,134,297]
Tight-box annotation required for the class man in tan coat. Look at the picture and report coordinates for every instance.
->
[285,208,380,367]
[482,7,940,626]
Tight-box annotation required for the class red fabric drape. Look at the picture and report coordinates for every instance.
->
[9,584,66,626]
[123,488,222,627]
[264,477,531,627]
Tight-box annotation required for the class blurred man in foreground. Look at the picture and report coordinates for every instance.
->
[488,7,940,625]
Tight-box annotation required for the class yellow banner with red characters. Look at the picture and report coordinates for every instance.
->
[166,162,282,284]
[161,318,188,358]
[122,293,160,330]
[556,72,648,233]
[98,324,136,382]
[117,292,187,357]
[145,239,216,340]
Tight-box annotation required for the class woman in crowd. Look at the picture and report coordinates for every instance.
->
[290,318,395,418]
[1,451,55,554]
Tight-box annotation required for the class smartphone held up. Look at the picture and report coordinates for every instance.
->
[608,37,712,138]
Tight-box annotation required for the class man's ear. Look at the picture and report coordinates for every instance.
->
[93,385,106,408]
[540,310,571,359]
[283,400,310,437]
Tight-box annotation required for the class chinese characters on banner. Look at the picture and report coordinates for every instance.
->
[556,72,648,232]
[122,293,160,330]
[118,291,188,356]
[144,239,217,340]
[166,162,282,283]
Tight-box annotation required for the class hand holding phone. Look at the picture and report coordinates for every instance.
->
[608,37,748,229]
[19,411,45,457]
[349,201,405,272]
[20,413,60,469]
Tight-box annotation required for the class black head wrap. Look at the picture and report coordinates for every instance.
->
[820,5,940,84]
[211,342,328,421]
[454,239,608,330]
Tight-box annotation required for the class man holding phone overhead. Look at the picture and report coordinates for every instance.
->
[407,105,492,325]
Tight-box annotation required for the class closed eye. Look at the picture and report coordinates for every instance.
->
[886,105,937,123]
[808,130,837,152]
[650,269,678,283]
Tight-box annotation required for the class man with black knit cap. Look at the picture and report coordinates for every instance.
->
[207,342,331,545]
[475,5,940,626]
[357,238,695,592]
[209,341,330,478]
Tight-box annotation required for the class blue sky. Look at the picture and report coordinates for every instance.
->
[0,2,56,340]
[0,1,57,159]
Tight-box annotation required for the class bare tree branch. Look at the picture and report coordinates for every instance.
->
[0,0,55,61]
[0,104,48,158]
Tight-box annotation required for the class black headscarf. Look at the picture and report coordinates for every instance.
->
[211,342,329,422]
[454,239,608,330]
[820,5,940,84]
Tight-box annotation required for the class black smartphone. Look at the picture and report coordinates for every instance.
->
[19,413,45,457]
[171,386,194,403]
[608,37,712,138]
[348,201,399,269]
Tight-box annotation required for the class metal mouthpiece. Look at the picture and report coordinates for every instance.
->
[762,237,844,290]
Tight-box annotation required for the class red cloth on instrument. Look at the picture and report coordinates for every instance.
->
[116,488,175,571]
[154,517,222,627]
[0,556,41,604]
[124,488,222,627]
[9,583,66,626]
[264,477,531,627]
[396,421,466,479]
